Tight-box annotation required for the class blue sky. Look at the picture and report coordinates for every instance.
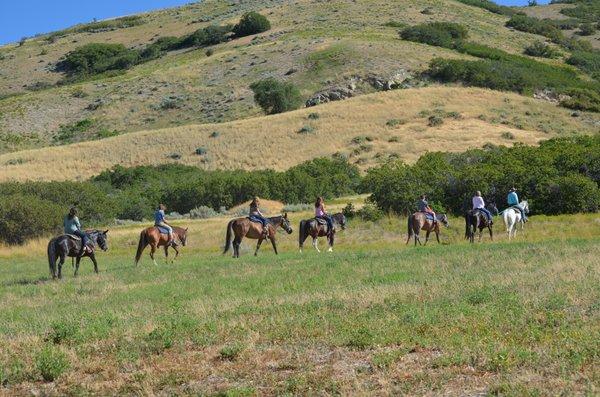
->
[0,0,551,46]
[0,0,193,45]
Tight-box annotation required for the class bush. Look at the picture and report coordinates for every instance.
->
[400,22,468,48]
[454,0,518,16]
[506,14,562,41]
[35,346,70,382]
[356,204,384,221]
[560,88,600,112]
[524,41,560,58]
[578,23,596,36]
[566,51,600,78]
[428,115,444,127]
[189,206,219,219]
[233,12,271,37]
[250,78,303,114]
[178,25,231,48]
[195,147,208,155]
[58,43,139,77]
[219,343,244,360]
[54,119,94,144]
[537,174,600,214]
[0,195,63,245]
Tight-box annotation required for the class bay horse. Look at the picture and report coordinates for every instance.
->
[134,226,188,266]
[47,230,109,279]
[406,212,449,246]
[298,213,346,253]
[502,200,529,240]
[465,203,499,243]
[223,214,293,258]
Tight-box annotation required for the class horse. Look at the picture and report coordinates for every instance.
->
[502,200,529,240]
[134,226,188,266]
[406,212,449,246]
[465,203,499,243]
[47,230,109,279]
[298,213,346,253]
[223,214,292,258]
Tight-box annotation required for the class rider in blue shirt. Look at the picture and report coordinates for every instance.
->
[507,188,527,222]
[155,204,176,245]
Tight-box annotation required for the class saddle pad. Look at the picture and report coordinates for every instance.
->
[424,213,435,221]
[155,225,171,234]
[65,234,81,241]
[315,218,328,225]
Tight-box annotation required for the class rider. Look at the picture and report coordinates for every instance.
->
[249,196,269,237]
[63,207,91,256]
[315,196,334,236]
[418,194,437,224]
[507,187,527,222]
[155,204,177,245]
[472,191,493,224]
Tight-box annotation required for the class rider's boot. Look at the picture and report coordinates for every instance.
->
[168,234,178,246]
[262,226,269,238]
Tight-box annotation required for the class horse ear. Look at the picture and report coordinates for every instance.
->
[284,212,288,218]
[104,230,109,234]
[185,228,188,231]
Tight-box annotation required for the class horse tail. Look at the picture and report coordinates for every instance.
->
[407,215,413,238]
[223,220,235,254]
[134,230,147,265]
[299,220,306,248]
[47,238,57,277]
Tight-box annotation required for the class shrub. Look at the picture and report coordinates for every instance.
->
[566,51,600,78]
[578,23,596,36]
[195,147,208,155]
[537,174,600,214]
[209,131,220,138]
[298,125,315,134]
[561,89,600,112]
[506,14,562,41]
[47,321,79,345]
[386,119,405,127]
[179,25,231,48]
[308,112,320,120]
[205,48,214,57]
[501,132,515,140]
[189,206,219,219]
[524,41,560,58]
[383,21,408,29]
[0,195,63,245]
[428,115,444,127]
[342,203,356,218]
[454,0,518,16]
[54,119,94,144]
[233,12,271,37]
[356,204,384,221]
[35,346,70,382]
[219,343,244,360]
[250,78,302,114]
[58,43,139,77]
[400,22,468,48]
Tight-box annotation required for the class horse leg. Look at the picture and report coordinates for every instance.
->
[435,228,441,244]
[269,236,278,255]
[150,244,158,266]
[74,256,82,276]
[424,230,431,246]
[328,233,334,252]
[90,253,99,274]
[164,245,169,263]
[172,245,180,262]
[254,238,264,256]
[489,225,493,241]
[312,237,320,253]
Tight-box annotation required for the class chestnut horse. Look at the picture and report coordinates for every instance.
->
[223,214,293,258]
[134,226,188,266]
[406,212,449,246]
[298,213,346,253]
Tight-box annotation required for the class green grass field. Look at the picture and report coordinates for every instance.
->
[0,210,599,395]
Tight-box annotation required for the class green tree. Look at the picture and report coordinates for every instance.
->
[250,78,303,114]
[233,12,271,37]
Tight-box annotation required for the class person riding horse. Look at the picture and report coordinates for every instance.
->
[472,191,493,224]
[154,204,177,246]
[249,197,269,237]
[315,197,334,236]
[417,194,437,224]
[507,188,527,222]
[63,207,91,256]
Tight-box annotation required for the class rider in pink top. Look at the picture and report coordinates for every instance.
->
[315,197,334,235]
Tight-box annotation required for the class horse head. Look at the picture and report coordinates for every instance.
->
[177,227,188,246]
[487,202,499,216]
[279,213,293,234]
[92,230,109,251]
[438,214,449,227]
[521,200,529,214]
[334,213,347,230]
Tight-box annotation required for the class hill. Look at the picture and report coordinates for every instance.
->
[1,0,596,156]
[1,86,597,182]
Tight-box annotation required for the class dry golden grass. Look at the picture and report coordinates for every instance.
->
[0,86,593,182]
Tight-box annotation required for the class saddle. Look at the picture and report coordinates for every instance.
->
[155,225,171,234]
[315,217,328,226]
[65,234,81,241]
[247,215,263,225]
[422,212,436,222]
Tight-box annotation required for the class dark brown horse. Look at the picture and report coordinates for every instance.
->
[298,213,346,253]
[465,203,498,243]
[47,230,109,279]
[223,214,293,258]
[134,226,188,266]
[406,212,449,246]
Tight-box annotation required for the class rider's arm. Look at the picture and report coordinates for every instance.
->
[75,216,82,230]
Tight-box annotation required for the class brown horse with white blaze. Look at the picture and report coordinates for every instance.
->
[223,214,293,258]
[134,226,188,266]
[406,212,449,246]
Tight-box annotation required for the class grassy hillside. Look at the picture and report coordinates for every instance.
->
[0,0,589,154]
[1,202,598,395]
[1,86,598,182]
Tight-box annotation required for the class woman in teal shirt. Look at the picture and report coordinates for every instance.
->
[64,207,91,255]
[507,188,527,222]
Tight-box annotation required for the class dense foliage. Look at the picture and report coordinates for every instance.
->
[233,12,271,37]
[0,157,360,244]
[454,0,519,16]
[57,43,139,77]
[250,78,303,114]
[524,41,560,58]
[400,22,468,48]
[364,135,600,216]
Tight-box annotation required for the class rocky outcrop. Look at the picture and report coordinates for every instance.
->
[306,84,356,107]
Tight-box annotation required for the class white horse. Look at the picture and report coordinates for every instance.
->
[502,200,529,240]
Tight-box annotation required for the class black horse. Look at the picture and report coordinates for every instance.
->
[47,230,109,279]
[298,213,346,252]
[465,203,498,243]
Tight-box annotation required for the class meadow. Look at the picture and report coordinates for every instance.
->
[1,203,598,395]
